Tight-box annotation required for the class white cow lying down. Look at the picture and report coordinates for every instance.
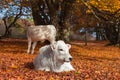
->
[27,25,56,54]
[33,40,75,72]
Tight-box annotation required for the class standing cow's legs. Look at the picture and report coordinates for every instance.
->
[31,42,37,54]
[27,39,32,54]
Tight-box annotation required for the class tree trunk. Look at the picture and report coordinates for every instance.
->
[117,22,120,47]
[104,23,118,45]
[30,0,47,25]
[2,18,11,37]
[57,1,72,42]
[84,28,87,46]
[57,25,71,42]
[2,6,22,38]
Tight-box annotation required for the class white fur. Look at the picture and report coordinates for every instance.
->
[33,40,75,72]
[27,25,56,54]
[60,62,75,72]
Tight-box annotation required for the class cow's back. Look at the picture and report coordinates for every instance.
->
[27,25,56,41]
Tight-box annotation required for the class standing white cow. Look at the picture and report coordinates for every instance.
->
[27,25,56,54]
[33,40,75,72]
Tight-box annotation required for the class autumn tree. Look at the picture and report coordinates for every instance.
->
[90,0,120,45]
[71,1,99,45]
[75,0,120,45]
[0,0,31,37]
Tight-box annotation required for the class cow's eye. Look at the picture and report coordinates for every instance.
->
[59,49,63,51]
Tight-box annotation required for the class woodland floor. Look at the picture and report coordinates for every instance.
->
[0,38,120,80]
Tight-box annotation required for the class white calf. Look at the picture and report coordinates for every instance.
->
[33,40,75,72]
[27,25,56,54]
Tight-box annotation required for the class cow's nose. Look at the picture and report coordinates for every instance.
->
[69,58,72,61]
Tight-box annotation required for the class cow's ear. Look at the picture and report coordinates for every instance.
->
[66,44,71,49]
[50,42,56,50]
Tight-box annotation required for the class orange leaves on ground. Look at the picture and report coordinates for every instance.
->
[0,38,120,79]
[10,63,18,69]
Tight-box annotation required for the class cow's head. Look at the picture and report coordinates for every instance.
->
[51,40,72,63]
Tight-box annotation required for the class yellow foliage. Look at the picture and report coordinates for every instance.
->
[89,0,120,13]
[86,10,91,13]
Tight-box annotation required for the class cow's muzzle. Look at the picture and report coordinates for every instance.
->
[64,57,72,62]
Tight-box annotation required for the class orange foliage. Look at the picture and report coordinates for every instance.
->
[89,0,120,13]
[76,0,120,14]
[0,39,120,79]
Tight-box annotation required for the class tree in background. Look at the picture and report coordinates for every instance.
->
[71,0,99,45]
[75,0,120,46]
[88,0,120,46]
[0,0,31,37]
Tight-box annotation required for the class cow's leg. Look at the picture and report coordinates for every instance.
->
[27,38,32,54]
[31,42,37,54]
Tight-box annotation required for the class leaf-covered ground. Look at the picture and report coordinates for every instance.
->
[0,38,120,80]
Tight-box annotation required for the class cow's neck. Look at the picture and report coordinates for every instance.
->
[51,52,63,72]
